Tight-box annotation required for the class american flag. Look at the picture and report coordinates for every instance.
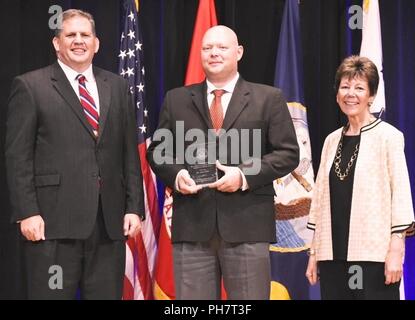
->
[118,0,160,300]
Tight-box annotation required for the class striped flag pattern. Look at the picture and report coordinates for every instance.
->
[118,0,160,300]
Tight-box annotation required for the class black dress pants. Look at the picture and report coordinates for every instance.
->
[24,203,125,300]
[319,260,400,300]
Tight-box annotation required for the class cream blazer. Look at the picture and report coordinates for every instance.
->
[307,119,414,262]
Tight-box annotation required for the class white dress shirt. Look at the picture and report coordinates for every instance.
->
[206,72,239,115]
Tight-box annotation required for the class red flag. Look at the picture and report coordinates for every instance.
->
[185,0,218,85]
[153,0,218,300]
[153,188,175,299]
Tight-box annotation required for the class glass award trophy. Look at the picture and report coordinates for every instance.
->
[186,142,218,186]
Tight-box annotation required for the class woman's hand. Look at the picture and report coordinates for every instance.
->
[305,254,319,285]
[384,235,405,285]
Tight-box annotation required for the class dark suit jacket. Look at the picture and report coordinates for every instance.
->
[147,77,299,243]
[5,62,144,240]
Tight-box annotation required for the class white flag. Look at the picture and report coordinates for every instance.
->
[360,0,385,115]
[361,2,407,299]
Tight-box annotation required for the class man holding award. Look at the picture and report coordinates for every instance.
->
[147,26,299,300]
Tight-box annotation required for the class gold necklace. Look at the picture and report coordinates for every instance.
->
[333,135,359,181]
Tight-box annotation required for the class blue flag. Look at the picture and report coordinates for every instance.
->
[271,0,316,300]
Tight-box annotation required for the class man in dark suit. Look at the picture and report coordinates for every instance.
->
[5,9,144,299]
[147,25,299,299]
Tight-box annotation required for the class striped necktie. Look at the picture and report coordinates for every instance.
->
[76,74,99,137]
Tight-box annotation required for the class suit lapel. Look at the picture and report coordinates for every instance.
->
[94,67,111,144]
[50,62,96,140]
[190,82,213,129]
[222,78,250,130]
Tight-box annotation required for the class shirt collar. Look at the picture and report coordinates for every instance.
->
[57,59,95,83]
[206,73,240,94]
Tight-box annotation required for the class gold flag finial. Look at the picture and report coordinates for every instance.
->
[135,0,139,12]
[363,0,370,13]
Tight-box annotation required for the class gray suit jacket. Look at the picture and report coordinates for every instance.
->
[5,62,144,240]
[147,78,299,243]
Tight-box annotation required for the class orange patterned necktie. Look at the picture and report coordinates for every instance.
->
[210,89,225,132]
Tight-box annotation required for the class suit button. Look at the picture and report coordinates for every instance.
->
[92,172,98,178]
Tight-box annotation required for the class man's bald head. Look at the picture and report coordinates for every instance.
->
[202,25,239,46]
[201,25,243,87]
